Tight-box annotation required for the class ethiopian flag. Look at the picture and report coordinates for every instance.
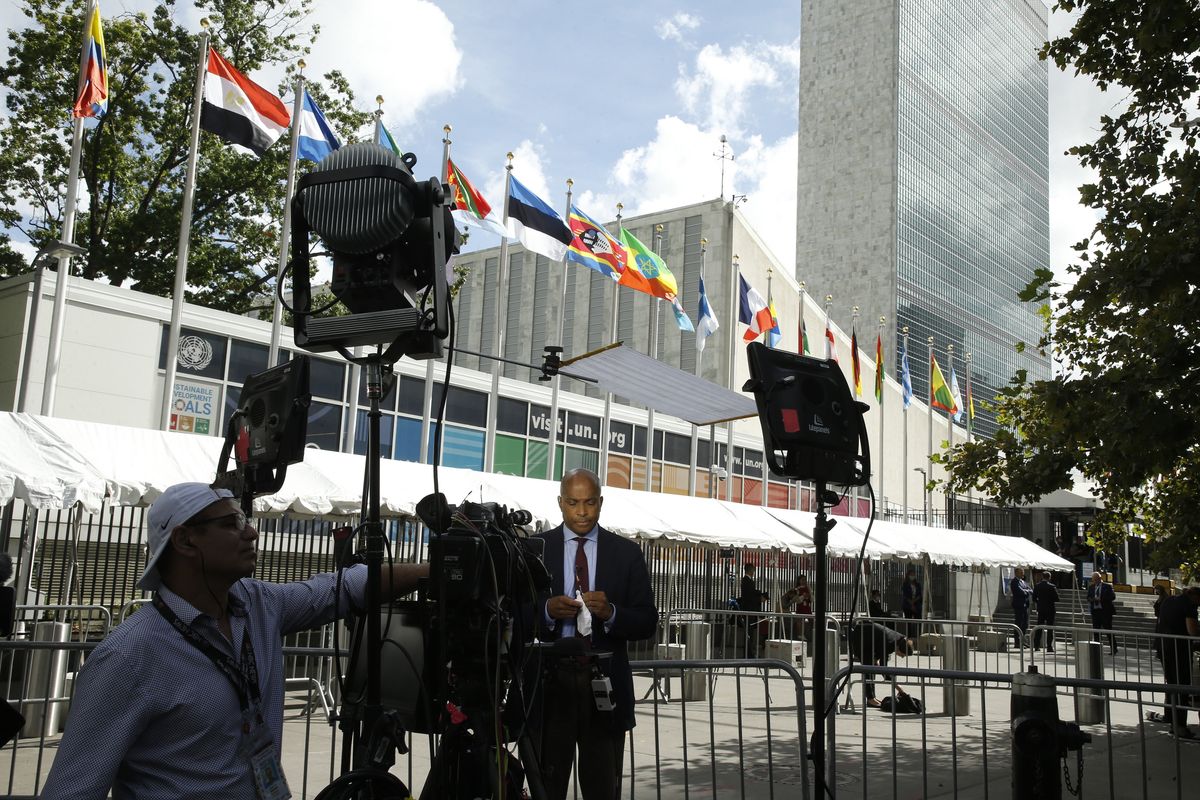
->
[619,227,678,300]
[930,354,957,414]
[850,327,862,397]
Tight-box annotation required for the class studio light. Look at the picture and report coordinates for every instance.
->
[289,142,458,361]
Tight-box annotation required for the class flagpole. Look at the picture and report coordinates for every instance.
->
[877,315,886,513]
[824,294,834,360]
[267,65,305,369]
[42,0,99,416]
[419,123,453,465]
[902,326,910,522]
[946,343,956,525]
[798,281,808,355]
[927,336,935,523]
[965,351,974,505]
[599,202,622,486]
[482,152,514,473]
[546,178,573,480]
[762,265,775,508]
[850,304,860,513]
[160,21,211,430]
[688,237,707,497]
[372,96,383,144]
[725,253,740,502]
[644,224,663,493]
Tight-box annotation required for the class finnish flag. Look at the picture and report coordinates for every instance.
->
[297,90,340,162]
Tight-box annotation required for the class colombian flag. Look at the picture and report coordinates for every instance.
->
[72,4,108,118]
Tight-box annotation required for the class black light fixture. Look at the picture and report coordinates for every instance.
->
[289,142,457,361]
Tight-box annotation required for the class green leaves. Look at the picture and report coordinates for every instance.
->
[0,0,367,316]
[944,0,1200,577]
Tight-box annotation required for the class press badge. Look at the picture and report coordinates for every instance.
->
[240,710,292,800]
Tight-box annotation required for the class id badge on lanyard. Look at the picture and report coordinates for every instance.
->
[239,707,291,800]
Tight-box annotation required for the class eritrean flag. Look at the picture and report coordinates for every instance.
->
[930,353,958,415]
[446,158,506,237]
[72,4,108,118]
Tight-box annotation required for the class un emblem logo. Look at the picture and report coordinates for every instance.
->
[177,335,213,371]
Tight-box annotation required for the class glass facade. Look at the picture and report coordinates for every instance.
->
[895,0,1050,438]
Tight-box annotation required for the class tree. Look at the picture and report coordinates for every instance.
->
[0,0,371,313]
[940,0,1200,576]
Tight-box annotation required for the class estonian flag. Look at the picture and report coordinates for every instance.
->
[200,48,290,157]
[298,90,340,162]
[506,175,572,261]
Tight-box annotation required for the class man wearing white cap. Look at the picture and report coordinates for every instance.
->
[42,482,428,800]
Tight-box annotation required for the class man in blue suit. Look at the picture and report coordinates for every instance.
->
[535,468,658,800]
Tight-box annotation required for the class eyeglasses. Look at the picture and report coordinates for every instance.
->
[189,511,252,533]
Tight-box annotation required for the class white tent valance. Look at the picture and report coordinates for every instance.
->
[0,412,1071,569]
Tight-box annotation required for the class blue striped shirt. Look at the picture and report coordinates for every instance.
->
[41,566,368,800]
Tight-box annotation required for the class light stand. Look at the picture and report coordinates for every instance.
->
[742,341,870,798]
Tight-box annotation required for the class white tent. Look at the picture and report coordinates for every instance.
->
[0,412,1072,569]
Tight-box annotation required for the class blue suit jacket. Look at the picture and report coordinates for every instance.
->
[536,524,658,731]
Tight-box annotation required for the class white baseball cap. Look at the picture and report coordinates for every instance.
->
[139,483,235,591]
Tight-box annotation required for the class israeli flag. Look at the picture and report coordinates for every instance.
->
[297,90,340,162]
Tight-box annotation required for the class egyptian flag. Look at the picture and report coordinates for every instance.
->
[200,48,290,157]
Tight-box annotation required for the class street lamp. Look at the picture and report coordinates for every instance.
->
[17,240,87,413]
[913,467,929,523]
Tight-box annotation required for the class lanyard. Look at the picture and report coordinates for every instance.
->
[153,593,261,713]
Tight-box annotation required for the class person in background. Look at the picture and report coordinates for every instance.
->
[901,568,923,636]
[1010,567,1032,647]
[738,563,769,657]
[778,574,813,641]
[1087,570,1118,655]
[868,588,887,620]
[1150,586,1200,738]
[1031,570,1060,652]
[849,620,913,709]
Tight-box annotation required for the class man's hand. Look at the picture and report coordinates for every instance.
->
[582,590,613,621]
[547,594,583,620]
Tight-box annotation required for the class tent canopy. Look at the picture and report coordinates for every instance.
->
[0,412,1071,570]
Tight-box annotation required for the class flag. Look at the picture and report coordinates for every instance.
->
[618,228,675,299]
[901,337,913,408]
[738,275,773,342]
[670,297,695,332]
[380,123,402,156]
[967,380,975,420]
[930,354,958,415]
[767,300,782,348]
[73,4,108,118]
[850,327,862,397]
[566,205,629,282]
[800,316,810,354]
[696,275,719,352]
[825,321,838,362]
[200,48,290,156]
[297,90,340,162]
[446,158,507,238]
[874,334,884,403]
[506,174,573,260]
[949,365,964,422]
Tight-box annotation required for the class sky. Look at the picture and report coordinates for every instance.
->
[0,0,1110,289]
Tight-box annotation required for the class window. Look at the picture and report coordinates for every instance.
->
[228,341,268,385]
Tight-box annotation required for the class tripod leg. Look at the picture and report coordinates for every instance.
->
[518,728,550,800]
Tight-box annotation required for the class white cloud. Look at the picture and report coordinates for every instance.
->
[476,139,556,215]
[675,43,782,136]
[309,0,461,131]
[656,12,702,43]
[731,132,799,272]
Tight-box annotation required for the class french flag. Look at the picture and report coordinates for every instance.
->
[200,48,290,157]
[738,275,774,342]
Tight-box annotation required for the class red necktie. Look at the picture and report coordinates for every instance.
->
[573,537,590,595]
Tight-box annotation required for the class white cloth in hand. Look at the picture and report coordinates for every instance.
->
[575,589,593,637]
